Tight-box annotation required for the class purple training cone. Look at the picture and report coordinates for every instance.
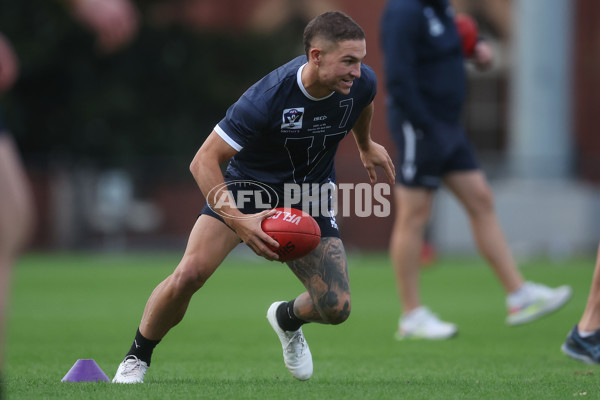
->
[61,359,110,382]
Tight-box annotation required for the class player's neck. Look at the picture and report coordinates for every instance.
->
[301,63,333,99]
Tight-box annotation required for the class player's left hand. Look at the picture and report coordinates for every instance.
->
[358,140,396,185]
[473,41,493,70]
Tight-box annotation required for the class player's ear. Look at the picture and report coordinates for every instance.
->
[309,47,321,66]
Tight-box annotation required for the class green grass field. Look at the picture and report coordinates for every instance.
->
[4,251,600,399]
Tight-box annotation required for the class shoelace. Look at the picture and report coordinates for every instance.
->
[284,331,306,355]
[121,356,143,375]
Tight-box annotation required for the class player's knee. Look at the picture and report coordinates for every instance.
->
[0,191,34,255]
[171,255,213,294]
[320,295,351,325]
[324,303,351,325]
[395,206,429,233]
[481,189,495,211]
[469,187,495,216]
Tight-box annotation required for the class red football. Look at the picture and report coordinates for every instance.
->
[261,208,321,262]
[454,13,478,58]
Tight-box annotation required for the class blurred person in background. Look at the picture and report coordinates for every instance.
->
[0,32,34,389]
[451,0,512,40]
[562,243,600,364]
[146,0,340,34]
[0,0,138,394]
[62,0,140,54]
[380,0,572,340]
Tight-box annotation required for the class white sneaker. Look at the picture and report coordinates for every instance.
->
[506,281,572,326]
[112,355,148,384]
[267,301,313,380]
[396,306,458,340]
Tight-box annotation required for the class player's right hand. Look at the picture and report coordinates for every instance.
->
[473,41,493,70]
[226,209,281,261]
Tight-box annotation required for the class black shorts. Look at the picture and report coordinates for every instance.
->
[388,113,479,189]
[200,178,341,238]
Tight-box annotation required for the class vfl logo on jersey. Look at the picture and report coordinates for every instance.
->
[281,108,304,130]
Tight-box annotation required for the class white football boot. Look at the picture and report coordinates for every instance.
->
[112,355,148,384]
[506,281,572,325]
[396,306,458,340]
[267,301,313,380]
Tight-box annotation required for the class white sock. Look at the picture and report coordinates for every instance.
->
[402,306,426,322]
[507,283,530,307]
[579,329,595,338]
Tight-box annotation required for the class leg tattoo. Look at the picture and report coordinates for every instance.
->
[286,237,350,324]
